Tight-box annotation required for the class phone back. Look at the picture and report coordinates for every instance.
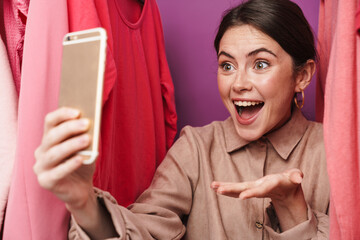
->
[59,28,107,164]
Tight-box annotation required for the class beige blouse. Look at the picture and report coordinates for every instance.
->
[70,109,330,239]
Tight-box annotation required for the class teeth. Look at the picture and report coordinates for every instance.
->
[234,101,262,107]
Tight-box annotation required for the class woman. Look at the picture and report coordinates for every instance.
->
[34,0,329,239]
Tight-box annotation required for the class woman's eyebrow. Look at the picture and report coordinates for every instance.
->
[217,51,235,59]
[247,47,277,57]
[218,48,277,59]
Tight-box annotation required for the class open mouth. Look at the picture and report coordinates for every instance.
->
[234,100,264,120]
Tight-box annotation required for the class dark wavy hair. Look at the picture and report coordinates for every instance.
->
[214,0,317,71]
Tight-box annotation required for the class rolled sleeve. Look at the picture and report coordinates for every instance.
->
[68,131,198,240]
[264,204,329,240]
[68,188,127,240]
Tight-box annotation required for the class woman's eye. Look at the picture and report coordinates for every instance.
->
[254,61,269,70]
[221,63,234,71]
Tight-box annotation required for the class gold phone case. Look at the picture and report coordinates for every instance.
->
[58,28,107,164]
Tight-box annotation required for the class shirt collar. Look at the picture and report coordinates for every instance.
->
[223,118,250,153]
[224,108,309,159]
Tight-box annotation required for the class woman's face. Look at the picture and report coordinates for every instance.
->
[217,24,297,141]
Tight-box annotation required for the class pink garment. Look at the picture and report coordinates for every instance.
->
[357,3,360,32]
[0,37,18,233]
[3,0,29,94]
[317,0,360,239]
[2,1,70,239]
[316,0,336,122]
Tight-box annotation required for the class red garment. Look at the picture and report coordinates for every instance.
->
[68,0,177,206]
[65,0,178,208]
[3,0,29,94]
[317,0,360,239]
[94,0,177,206]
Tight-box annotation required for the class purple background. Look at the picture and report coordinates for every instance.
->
[157,0,320,133]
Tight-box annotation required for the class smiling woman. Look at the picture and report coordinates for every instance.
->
[33,0,329,239]
[216,24,315,142]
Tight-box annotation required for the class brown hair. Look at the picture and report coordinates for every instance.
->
[214,0,317,70]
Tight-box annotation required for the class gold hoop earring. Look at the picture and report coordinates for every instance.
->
[294,90,305,109]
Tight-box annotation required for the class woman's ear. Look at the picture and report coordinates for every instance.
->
[294,59,316,92]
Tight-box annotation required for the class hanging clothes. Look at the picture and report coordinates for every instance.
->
[2,0,29,94]
[67,0,177,206]
[316,0,334,122]
[317,0,360,239]
[93,0,177,206]
[0,36,18,234]
[357,3,360,33]
[2,1,70,239]
[3,0,176,238]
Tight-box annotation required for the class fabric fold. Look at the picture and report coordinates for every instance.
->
[317,0,360,238]
[2,1,70,239]
[0,36,18,233]
[3,0,29,94]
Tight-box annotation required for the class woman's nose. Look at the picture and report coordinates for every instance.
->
[232,73,252,92]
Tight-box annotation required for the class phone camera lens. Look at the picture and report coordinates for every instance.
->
[67,36,71,41]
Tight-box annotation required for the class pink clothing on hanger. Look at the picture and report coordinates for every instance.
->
[0,37,18,234]
[316,0,336,122]
[2,1,70,239]
[3,0,29,94]
[317,0,360,239]
[357,3,360,32]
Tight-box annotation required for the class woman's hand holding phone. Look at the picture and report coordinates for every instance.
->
[33,107,94,209]
[33,28,116,238]
[34,107,118,238]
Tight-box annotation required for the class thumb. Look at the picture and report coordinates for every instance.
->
[284,168,303,184]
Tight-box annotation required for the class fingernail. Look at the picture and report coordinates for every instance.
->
[294,174,303,184]
[67,109,80,117]
[79,119,90,128]
[74,155,83,163]
[79,134,90,144]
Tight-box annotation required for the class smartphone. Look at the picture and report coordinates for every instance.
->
[58,28,107,164]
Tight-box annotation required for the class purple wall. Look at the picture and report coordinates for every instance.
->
[157,0,320,134]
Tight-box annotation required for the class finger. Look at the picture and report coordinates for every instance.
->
[210,182,220,191]
[41,118,90,151]
[239,176,281,199]
[40,133,91,170]
[36,155,84,191]
[215,182,256,198]
[44,107,80,134]
[283,168,303,184]
[215,176,273,194]
[210,181,236,190]
[289,171,303,184]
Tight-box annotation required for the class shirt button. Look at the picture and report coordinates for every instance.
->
[255,221,263,229]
